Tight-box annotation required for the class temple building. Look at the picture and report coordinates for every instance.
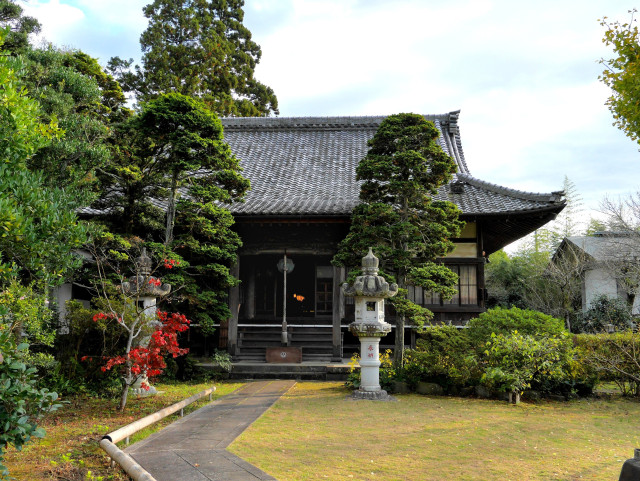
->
[217,112,566,361]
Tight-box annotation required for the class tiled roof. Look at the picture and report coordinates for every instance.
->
[221,113,564,217]
[565,235,640,262]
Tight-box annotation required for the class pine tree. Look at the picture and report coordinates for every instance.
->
[333,113,463,367]
[0,0,40,54]
[95,93,249,337]
[109,0,278,116]
[23,47,129,207]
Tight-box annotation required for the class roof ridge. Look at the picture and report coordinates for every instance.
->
[456,173,565,203]
[220,113,460,130]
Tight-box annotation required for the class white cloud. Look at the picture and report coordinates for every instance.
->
[20,0,640,229]
[23,0,86,46]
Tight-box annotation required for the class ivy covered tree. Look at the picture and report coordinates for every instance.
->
[333,113,463,367]
[600,9,640,144]
[109,0,278,116]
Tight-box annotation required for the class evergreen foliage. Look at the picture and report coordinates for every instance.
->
[0,50,87,286]
[0,32,80,478]
[333,113,463,366]
[0,0,40,53]
[466,306,567,346]
[109,0,278,116]
[21,47,128,207]
[574,295,634,333]
[600,9,640,144]
[95,93,248,336]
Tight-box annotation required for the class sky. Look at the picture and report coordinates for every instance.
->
[20,0,640,234]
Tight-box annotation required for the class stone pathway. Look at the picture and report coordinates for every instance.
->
[125,380,295,481]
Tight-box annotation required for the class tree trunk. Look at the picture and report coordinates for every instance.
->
[118,381,129,412]
[394,314,405,368]
[118,328,135,411]
[164,171,179,245]
[562,289,572,332]
[122,185,138,235]
[394,199,410,369]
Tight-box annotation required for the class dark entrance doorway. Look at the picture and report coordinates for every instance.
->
[243,254,333,321]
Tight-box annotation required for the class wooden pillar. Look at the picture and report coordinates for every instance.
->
[246,264,256,320]
[478,257,486,309]
[228,256,240,358]
[332,266,346,361]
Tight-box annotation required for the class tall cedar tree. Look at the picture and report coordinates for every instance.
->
[109,0,278,117]
[333,113,463,367]
[95,93,249,336]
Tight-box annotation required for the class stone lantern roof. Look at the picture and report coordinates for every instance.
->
[342,248,398,299]
[121,248,171,298]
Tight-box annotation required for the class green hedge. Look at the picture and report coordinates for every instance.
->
[575,331,640,397]
[400,308,592,398]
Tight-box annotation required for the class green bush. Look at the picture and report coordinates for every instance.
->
[0,334,61,479]
[345,350,395,391]
[480,331,576,396]
[573,295,634,334]
[467,307,566,346]
[575,331,640,396]
[403,325,479,388]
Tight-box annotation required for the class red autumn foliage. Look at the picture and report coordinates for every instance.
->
[90,311,190,388]
[93,312,122,323]
[163,258,180,269]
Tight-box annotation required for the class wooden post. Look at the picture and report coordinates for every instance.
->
[228,256,240,358]
[283,253,287,326]
[332,266,345,361]
[246,264,256,320]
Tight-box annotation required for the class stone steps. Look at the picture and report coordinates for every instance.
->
[227,361,351,381]
[237,325,335,362]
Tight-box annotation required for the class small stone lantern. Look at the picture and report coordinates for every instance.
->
[122,248,171,396]
[342,248,398,400]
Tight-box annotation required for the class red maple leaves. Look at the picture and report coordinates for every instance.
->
[163,258,180,269]
[84,311,190,389]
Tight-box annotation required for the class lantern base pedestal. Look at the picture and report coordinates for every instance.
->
[351,389,394,401]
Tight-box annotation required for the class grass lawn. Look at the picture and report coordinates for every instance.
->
[3,380,244,481]
[229,382,640,481]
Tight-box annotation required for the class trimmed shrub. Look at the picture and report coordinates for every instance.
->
[467,307,566,346]
[403,325,479,389]
[480,331,577,397]
[346,350,396,391]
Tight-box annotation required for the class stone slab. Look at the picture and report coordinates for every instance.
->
[125,380,294,481]
[265,347,302,363]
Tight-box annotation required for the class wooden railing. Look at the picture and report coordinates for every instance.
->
[99,387,216,481]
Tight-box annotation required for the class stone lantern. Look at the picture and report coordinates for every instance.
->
[122,248,171,396]
[342,248,398,400]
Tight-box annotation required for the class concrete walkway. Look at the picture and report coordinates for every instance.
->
[125,380,295,481]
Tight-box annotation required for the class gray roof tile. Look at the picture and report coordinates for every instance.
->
[221,113,564,216]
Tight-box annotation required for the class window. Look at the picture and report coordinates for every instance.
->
[315,266,333,314]
[420,264,477,307]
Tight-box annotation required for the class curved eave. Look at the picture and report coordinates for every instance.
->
[465,203,567,255]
